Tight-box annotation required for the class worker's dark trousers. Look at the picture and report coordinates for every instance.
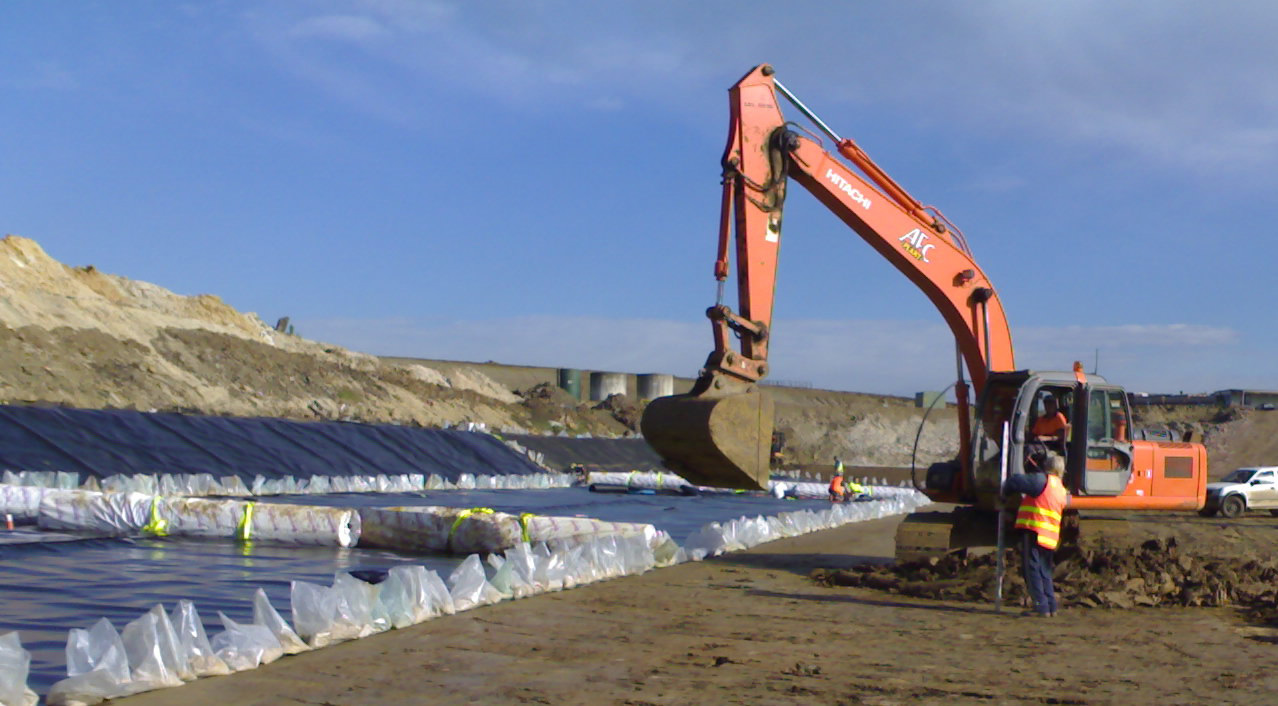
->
[1020,530,1057,614]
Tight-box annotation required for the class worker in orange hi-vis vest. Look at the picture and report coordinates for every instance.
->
[1003,453,1069,617]
[828,460,845,502]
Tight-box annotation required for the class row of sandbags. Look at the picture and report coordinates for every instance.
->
[6,532,666,706]
[30,490,362,547]
[0,468,576,499]
[1,489,677,557]
[682,490,932,561]
[585,470,917,499]
[360,505,676,557]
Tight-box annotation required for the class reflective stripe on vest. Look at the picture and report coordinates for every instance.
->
[1015,474,1067,550]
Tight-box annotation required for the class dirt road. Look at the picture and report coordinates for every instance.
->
[115,511,1278,706]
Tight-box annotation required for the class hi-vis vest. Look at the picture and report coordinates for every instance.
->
[1015,474,1068,550]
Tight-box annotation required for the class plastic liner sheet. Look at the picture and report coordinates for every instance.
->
[263,487,846,543]
[0,405,546,483]
[502,434,665,473]
[0,486,929,702]
[0,536,463,698]
[35,491,362,547]
[359,505,670,555]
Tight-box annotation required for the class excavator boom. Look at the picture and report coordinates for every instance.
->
[642,64,1013,491]
[643,64,1207,561]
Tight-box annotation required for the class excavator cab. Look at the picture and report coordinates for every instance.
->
[959,370,1127,509]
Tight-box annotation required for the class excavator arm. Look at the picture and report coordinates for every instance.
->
[642,64,1014,490]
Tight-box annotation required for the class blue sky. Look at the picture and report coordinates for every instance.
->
[2,1,1274,396]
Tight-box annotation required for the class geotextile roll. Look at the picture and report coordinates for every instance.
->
[358,505,661,555]
[35,490,361,547]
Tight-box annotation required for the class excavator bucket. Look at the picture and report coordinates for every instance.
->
[640,376,774,490]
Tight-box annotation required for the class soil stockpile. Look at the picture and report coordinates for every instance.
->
[815,515,1278,615]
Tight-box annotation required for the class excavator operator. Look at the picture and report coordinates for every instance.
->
[1031,395,1069,454]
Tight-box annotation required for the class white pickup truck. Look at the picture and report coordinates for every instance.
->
[1201,466,1278,518]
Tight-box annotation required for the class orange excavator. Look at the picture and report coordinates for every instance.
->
[640,64,1207,557]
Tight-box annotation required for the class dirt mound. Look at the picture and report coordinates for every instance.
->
[593,393,642,431]
[814,534,1278,612]
[1132,404,1278,476]
[0,235,616,434]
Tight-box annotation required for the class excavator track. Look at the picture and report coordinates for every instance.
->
[894,507,1082,561]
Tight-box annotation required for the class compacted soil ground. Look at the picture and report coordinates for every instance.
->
[115,510,1278,706]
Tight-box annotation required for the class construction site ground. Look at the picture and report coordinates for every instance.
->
[115,507,1278,706]
[6,233,1278,703]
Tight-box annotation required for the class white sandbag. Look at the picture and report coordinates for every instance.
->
[422,569,456,617]
[359,505,661,555]
[120,606,186,691]
[586,471,692,491]
[532,542,568,591]
[289,581,363,649]
[0,486,49,522]
[332,573,390,637]
[252,589,308,655]
[380,566,436,628]
[447,554,504,611]
[38,491,150,536]
[47,618,133,706]
[486,554,535,599]
[169,601,229,677]
[501,543,545,592]
[210,613,283,672]
[0,632,36,706]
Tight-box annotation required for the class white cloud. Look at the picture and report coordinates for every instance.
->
[1017,323,1239,351]
[239,1,1278,172]
[299,314,1255,397]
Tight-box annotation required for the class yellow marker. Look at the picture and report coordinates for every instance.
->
[449,507,495,541]
[237,502,256,542]
[142,496,169,537]
[518,512,536,543]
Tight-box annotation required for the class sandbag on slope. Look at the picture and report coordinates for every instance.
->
[359,505,667,555]
[36,490,361,547]
[0,485,55,521]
